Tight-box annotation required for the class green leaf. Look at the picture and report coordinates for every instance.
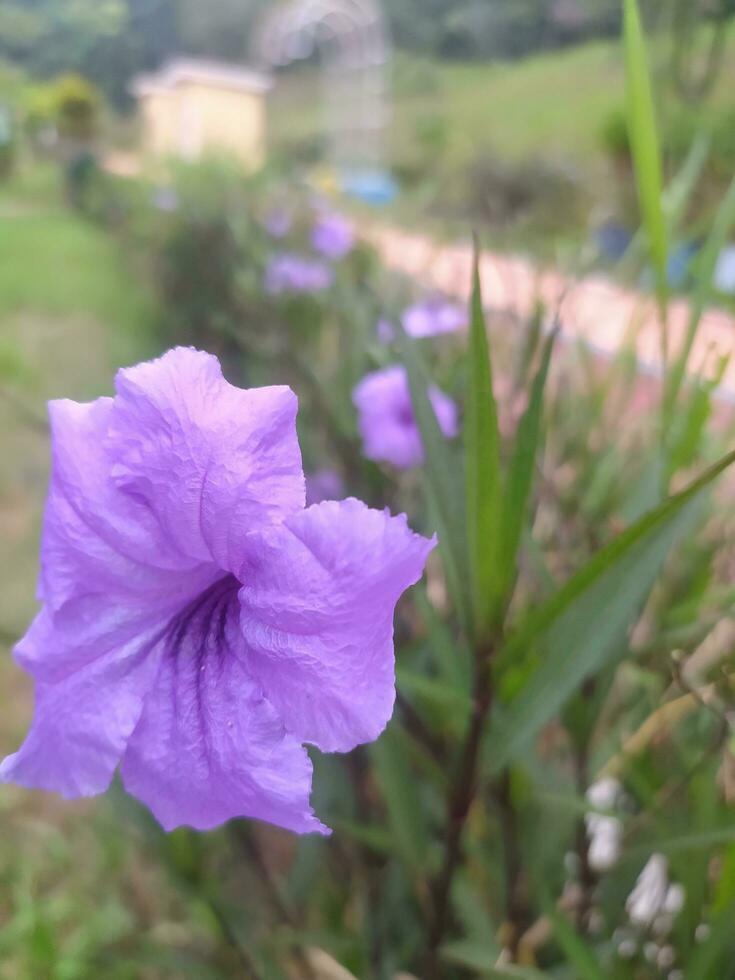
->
[665,173,735,423]
[328,819,392,856]
[486,449,735,773]
[546,907,608,980]
[369,724,431,872]
[398,327,472,635]
[396,666,473,717]
[685,900,735,980]
[628,827,735,859]
[414,585,473,695]
[624,0,667,315]
[501,328,556,594]
[441,940,546,979]
[466,237,503,640]
[668,354,729,474]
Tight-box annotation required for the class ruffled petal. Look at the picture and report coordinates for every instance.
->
[42,398,210,612]
[108,348,305,571]
[239,499,436,753]
[0,608,164,797]
[120,576,328,834]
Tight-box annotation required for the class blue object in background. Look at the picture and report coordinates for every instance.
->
[594,221,633,262]
[340,169,399,206]
[714,245,735,295]
[667,240,700,289]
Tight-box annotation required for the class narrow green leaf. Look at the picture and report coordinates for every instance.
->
[414,585,473,695]
[546,907,608,980]
[665,173,735,422]
[369,724,431,872]
[466,238,503,640]
[487,449,735,773]
[627,827,735,859]
[685,900,735,980]
[620,134,709,280]
[501,328,556,593]
[441,940,546,979]
[624,0,668,313]
[396,666,473,716]
[668,354,729,474]
[398,327,472,635]
[328,819,392,855]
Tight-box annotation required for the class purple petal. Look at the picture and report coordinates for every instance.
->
[120,577,328,834]
[239,499,436,753]
[108,348,305,572]
[0,608,164,797]
[41,398,208,612]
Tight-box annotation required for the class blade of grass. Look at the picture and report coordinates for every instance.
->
[546,907,608,980]
[624,0,668,319]
[664,173,735,423]
[500,328,557,597]
[486,448,735,773]
[466,236,503,641]
[398,327,473,636]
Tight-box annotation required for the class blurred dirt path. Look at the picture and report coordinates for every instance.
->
[364,223,735,403]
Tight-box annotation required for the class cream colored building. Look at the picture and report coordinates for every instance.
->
[131,59,272,170]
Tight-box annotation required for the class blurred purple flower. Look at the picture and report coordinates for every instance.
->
[377,318,396,344]
[262,207,292,239]
[265,254,333,295]
[311,211,354,260]
[151,186,178,212]
[353,365,458,469]
[306,469,345,506]
[0,348,434,833]
[403,296,468,338]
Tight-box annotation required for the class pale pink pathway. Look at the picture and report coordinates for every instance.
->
[365,224,735,402]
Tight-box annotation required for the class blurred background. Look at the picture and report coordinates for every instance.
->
[2,1,735,978]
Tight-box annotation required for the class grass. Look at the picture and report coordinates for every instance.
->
[271,26,735,172]
[0,167,234,980]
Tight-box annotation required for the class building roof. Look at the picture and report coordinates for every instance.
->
[131,58,272,98]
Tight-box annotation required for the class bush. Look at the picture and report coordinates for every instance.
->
[50,73,100,141]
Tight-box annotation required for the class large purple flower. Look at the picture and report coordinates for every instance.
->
[403,296,467,338]
[264,254,333,295]
[353,365,459,469]
[1,348,434,833]
[311,211,354,260]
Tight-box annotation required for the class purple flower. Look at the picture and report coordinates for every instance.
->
[262,207,292,239]
[377,318,396,344]
[311,211,354,260]
[265,254,334,295]
[1,348,434,833]
[306,469,345,506]
[403,297,468,338]
[353,365,459,469]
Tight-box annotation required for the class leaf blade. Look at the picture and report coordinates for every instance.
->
[624,0,668,313]
[466,238,503,640]
[487,449,735,773]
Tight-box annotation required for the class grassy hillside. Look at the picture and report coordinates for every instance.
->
[270,26,735,173]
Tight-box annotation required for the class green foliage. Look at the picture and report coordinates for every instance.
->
[624,0,668,316]
[465,243,503,640]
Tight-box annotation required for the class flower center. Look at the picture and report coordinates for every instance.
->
[165,573,240,665]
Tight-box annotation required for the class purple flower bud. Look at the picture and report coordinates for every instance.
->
[353,365,458,469]
[311,211,354,260]
[403,296,468,338]
[265,254,334,295]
